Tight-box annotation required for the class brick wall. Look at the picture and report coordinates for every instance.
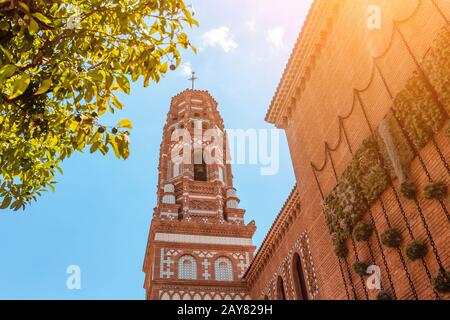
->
[249,0,449,300]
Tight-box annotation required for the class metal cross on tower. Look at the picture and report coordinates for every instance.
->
[188,71,198,90]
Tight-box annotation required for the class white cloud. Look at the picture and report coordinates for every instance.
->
[202,27,238,52]
[180,62,193,76]
[246,19,256,32]
[266,27,285,50]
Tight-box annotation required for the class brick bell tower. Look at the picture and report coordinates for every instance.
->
[143,85,256,300]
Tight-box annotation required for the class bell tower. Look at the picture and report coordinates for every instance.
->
[143,88,256,300]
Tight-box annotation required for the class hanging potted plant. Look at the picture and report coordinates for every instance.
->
[376,291,393,300]
[352,221,374,242]
[400,180,417,200]
[432,270,450,293]
[424,181,448,200]
[353,261,370,276]
[405,240,428,261]
[380,228,402,248]
[333,238,348,258]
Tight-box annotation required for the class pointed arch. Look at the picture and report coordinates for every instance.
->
[160,292,170,300]
[276,276,287,300]
[172,293,181,300]
[292,252,309,300]
[193,293,202,300]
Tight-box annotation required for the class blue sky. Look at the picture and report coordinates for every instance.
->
[0,0,312,299]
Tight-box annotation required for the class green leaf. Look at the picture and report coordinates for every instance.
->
[34,79,52,95]
[29,19,39,35]
[160,62,168,73]
[0,64,16,82]
[32,12,52,25]
[18,1,30,12]
[1,196,12,209]
[90,142,100,154]
[118,119,133,129]
[116,75,130,94]
[111,95,123,110]
[110,139,121,158]
[0,44,13,62]
[8,74,31,100]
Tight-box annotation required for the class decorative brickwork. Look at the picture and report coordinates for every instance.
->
[144,0,449,300]
[254,0,450,300]
[143,90,256,300]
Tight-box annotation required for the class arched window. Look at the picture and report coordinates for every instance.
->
[276,276,286,300]
[178,255,197,280]
[214,257,233,281]
[194,151,207,181]
[292,253,309,300]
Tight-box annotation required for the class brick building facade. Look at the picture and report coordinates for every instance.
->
[143,0,449,300]
[247,0,449,300]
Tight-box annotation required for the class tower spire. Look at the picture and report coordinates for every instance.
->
[188,71,198,90]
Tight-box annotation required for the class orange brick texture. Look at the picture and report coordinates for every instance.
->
[248,0,449,300]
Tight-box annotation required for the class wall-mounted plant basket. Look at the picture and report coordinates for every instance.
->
[353,261,370,276]
[352,221,374,242]
[393,73,447,150]
[380,228,402,248]
[376,291,393,300]
[405,240,428,261]
[323,137,387,252]
[432,270,450,293]
[323,173,369,245]
[333,239,349,258]
[422,29,450,115]
[352,138,391,204]
[400,180,418,200]
[424,181,448,200]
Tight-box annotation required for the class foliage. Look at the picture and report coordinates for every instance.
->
[352,137,390,203]
[0,0,197,210]
[376,291,393,300]
[332,237,348,258]
[323,171,368,245]
[323,137,387,250]
[352,221,374,242]
[353,261,369,276]
[432,270,450,293]
[380,228,402,248]
[424,181,448,200]
[400,180,417,200]
[392,73,447,150]
[405,240,427,261]
[422,28,450,114]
